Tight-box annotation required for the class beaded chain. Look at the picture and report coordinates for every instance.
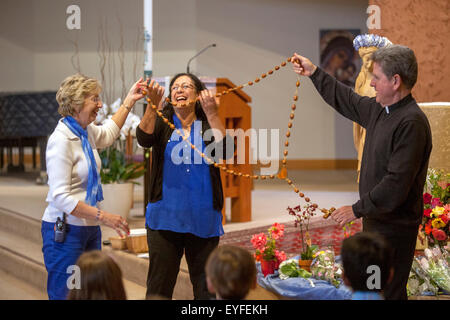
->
[141,57,336,219]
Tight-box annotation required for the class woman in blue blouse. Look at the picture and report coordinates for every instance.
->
[136,73,229,299]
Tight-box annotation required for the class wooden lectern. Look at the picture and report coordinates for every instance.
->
[137,77,253,223]
[205,77,253,223]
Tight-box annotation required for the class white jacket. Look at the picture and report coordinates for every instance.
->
[42,118,120,226]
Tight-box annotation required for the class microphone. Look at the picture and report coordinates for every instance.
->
[186,43,217,74]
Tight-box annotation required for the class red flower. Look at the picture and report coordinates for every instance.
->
[431,197,443,208]
[424,221,433,235]
[441,213,449,225]
[270,223,285,240]
[423,208,432,218]
[251,233,267,250]
[423,193,432,205]
[432,229,447,241]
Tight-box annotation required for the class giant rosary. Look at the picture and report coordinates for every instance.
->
[142,56,336,219]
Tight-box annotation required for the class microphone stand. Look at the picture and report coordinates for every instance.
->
[186,43,216,73]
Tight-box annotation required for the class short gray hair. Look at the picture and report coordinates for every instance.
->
[56,74,101,117]
[371,45,418,89]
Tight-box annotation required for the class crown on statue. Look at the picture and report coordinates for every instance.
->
[353,34,392,51]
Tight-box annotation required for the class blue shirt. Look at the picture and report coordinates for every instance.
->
[352,291,384,300]
[145,114,224,238]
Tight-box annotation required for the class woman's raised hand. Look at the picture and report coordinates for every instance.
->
[198,89,218,118]
[145,79,165,108]
[123,78,148,109]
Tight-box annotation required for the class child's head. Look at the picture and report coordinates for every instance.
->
[67,250,127,300]
[205,245,256,300]
[341,232,393,293]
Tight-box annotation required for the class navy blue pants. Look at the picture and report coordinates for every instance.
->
[41,221,101,300]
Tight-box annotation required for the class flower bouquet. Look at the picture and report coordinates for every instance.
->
[251,223,287,276]
[408,246,450,296]
[310,249,342,288]
[287,204,319,270]
[421,168,450,248]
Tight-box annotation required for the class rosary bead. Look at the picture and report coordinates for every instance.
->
[312,203,318,209]
[282,159,287,165]
[152,104,157,110]
[163,118,169,123]
[296,81,300,87]
[269,175,275,179]
[291,104,296,110]
[287,57,292,62]
[288,122,292,128]
[261,73,267,78]
[286,131,291,138]
[285,141,289,147]
[142,90,147,95]
[248,81,253,86]
[253,175,259,180]
[294,188,299,193]
[284,150,288,156]
[146,97,151,103]
[261,176,266,180]
[281,61,287,67]
[237,85,244,90]
[293,95,298,101]
[275,66,280,71]
[290,113,295,119]
[165,97,171,103]
[268,70,274,75]
[299,192,304,197]
[255,78,260,83]
[305,197,310,202]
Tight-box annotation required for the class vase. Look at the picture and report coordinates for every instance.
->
[260,260,277,277]
[99,182,134,220]
[298,258,313,272]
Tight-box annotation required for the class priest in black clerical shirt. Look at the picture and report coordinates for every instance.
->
[291,45,432,300]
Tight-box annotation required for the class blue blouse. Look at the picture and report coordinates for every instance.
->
[145,114,224,238]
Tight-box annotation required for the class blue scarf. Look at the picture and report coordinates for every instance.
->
[62,116,103,206]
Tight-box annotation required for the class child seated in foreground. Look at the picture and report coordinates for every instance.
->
[205,245,257,300]
[341,232,394,300]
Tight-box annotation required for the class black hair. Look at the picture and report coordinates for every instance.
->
[341,232,394,292]
[164,73,207,118]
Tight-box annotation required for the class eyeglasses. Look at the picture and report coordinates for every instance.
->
[171,83,195,92]
[90,95,102,104]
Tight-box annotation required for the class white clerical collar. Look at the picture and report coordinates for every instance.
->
[385,106,390,114]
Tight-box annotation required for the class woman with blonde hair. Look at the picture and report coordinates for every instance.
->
[41,73,146,300]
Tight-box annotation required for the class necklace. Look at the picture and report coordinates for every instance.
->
[142,57,336,219]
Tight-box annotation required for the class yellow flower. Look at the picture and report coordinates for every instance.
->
[432,218,445,229]
[431,206,445,218]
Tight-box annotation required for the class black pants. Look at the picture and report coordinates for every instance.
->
[146,228,219,300]
[364,220,418,300]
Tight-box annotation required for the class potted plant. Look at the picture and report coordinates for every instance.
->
[251,223,287,277]
[96,98,145,219]
[287,203,318,271]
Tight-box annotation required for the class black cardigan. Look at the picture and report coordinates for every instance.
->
[136,105,233,212]
[310,67,432,233]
